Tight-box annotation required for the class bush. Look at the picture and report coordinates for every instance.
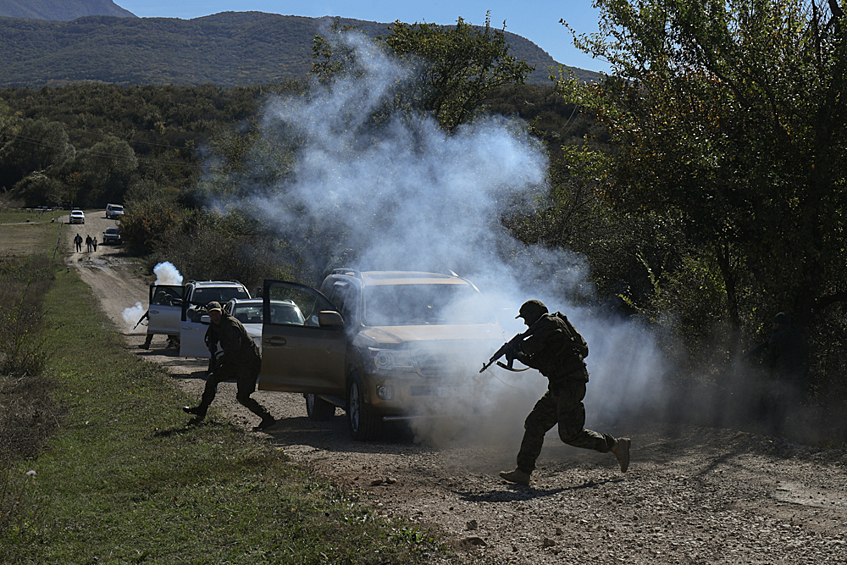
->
[0,257,52,378]
[118,195,188,255]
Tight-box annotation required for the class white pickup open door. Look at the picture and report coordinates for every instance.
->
[147,284,183,336]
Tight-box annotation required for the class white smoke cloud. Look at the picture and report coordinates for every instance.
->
[153,261,183,286]
[212,30,668,445]
[122,301,146,333]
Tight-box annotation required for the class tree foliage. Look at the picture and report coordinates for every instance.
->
[0,83,290,207]
[313,15,534,131]
[560,0,847,331]
[383,15,534,130]
[0,118,74,192]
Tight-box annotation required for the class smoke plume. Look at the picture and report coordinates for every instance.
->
[210,30,668,446]
[153,261,183,286]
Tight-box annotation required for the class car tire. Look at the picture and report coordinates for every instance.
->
[305,394,335,421]
[346,369,381,441]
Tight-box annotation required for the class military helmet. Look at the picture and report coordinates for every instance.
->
[517,299,548,325]
[772,312,790,325]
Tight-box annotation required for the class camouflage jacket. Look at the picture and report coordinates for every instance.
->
[205,312,260,364]
[517,312,589,383]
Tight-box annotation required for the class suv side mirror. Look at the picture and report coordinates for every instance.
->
[318,311,344,327]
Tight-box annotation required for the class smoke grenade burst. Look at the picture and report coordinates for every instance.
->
[122,301,146,333]
[211,30,668,445]
[153,262,183,286]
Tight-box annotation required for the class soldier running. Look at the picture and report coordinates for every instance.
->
[499,299,631,486]
[183,301,276,431]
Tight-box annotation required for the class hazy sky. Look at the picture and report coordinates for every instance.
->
[115,1,610,74]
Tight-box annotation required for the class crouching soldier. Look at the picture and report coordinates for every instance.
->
[499,300,631,486]
[183,301,276,431]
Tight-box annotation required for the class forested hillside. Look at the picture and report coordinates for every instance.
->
[0,81,591,207]
[0,12,595,88]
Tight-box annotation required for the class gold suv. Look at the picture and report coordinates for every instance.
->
[258,270,505,440]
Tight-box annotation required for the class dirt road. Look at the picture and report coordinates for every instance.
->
[67,210,847,564]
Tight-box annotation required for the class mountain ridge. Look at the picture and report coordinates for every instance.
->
[0,0,134,20]
[0,9,599,88]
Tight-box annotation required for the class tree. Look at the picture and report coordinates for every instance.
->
[560,0,847,330]
[313,15,534,131]
[0,118,74,192]
[67,138,139,206]
[384,15,534,130]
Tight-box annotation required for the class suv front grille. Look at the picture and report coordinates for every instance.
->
[412,345,483,379]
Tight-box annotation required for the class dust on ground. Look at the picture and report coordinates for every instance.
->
[68,210,847,564]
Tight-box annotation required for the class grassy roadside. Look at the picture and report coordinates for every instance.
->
[0,221,453,564]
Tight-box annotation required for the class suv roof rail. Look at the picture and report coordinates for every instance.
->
[331,268,361,278]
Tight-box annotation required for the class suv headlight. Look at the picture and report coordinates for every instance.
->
[368,347,415,372]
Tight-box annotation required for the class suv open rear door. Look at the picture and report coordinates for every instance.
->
[258,281,347,395]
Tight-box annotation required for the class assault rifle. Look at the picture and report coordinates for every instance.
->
[132,310,149,330]
[480,331,531,373]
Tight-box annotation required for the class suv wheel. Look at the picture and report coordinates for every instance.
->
[305,394,335,420]
[346,369,381,440]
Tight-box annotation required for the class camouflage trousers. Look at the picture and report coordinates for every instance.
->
[516,379,615,473]
[199,354,271,420]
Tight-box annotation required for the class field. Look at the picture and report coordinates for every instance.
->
[0,208,66,257]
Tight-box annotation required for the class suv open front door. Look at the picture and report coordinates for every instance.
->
[258,281,347,395]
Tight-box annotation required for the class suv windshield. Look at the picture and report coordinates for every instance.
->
[192,287,249,305]
[363,284,495,326]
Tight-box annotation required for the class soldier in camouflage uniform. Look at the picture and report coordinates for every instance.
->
[500,300,631,486]
[183,301,276,431]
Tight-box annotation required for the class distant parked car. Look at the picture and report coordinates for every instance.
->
[69,210,85,224]
[105,203,124,219]
[102,226,121,244]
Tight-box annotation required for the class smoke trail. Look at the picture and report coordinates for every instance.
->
[211,30,668,445]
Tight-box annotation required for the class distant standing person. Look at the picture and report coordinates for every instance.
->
[499,300,631,486]
[85,235,92,252]
[92,236,97,252]
[74,233,83,252]
[182,301,276,431]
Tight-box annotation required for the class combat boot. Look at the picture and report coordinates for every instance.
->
[253,415,276,431]
[182,405,207,419]
[611,437,631,472]
[499,468,531,486]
